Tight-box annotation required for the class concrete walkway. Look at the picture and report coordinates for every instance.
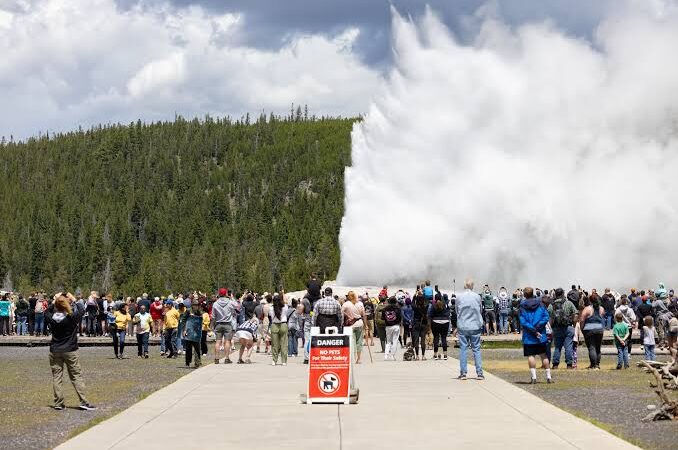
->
[58,348,638,450]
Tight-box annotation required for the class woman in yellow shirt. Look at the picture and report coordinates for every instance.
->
[201,303,211,356]
[112,304,131,359]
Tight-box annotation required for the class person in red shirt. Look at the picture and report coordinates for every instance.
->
[150,297,164,338]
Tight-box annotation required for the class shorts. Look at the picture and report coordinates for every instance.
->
[214,323,234,340]
[484,310,496,322]
[235,330,253,341]
[366,319,374,337]
[523,343,548,357]
[668,329,678,338]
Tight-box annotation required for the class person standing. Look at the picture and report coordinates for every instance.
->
[312,287,342,333]
[613,312,630,369]
[615,296,637,354]
[112,304,131,359]
[342,291,367,364]
[269,294,289,366]
[200,302,210,356]
[642,316,657,361]
[300,297,312,364]
[0,293,12,335]
[362,295,375,347]
[454,279,484,380]
[382,297,401,361]
[428,296,450,360]
[45,292,96,411]
[374,296,387,352]
[481,285,496,335]
[14,295,30,336]
[211,288,241,364]
[150,297,164,339]
[601,288,616,330]
[520,287,553,384]
[183,300,204,368]
[497,289,511,334]
[163,301,180,358]
[401,297,413,347]
[306,273,322,307]
[548,288,577,369]
[287,303,301,358]
[133,305,153,358]
[579,294,606,370]
[411,289,428,360]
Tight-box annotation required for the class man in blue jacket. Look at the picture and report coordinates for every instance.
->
[520,287,553,384]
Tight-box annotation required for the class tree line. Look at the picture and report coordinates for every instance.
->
[0,110,356,296]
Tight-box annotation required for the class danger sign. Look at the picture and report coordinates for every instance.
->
[307,330,351,404]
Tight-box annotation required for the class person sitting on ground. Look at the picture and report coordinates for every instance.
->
[45,292,96,411]
[613,312,630,369]
[520,287,553,384]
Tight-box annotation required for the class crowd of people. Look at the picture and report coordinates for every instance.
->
[2,274,678,410]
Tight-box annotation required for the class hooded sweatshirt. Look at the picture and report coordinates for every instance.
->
[46,302,85,353]
[211,297,240,327]
[520,298,549,345]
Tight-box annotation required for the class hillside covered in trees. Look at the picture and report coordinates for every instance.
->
[0,112,356,295]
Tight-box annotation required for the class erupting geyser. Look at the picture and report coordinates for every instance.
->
[337,3,678,288]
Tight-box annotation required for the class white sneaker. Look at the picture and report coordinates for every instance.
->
[271,362,276,366]
[282,363,287,366]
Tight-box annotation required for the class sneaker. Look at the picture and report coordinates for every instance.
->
[282,363,287,366]
[530,378,537,384]
[53,405,64,411]
[547,378,554,384]
[457,374,467,380]
[551,364,559,369]
[237,359,245,364]
[214,359,220,364]
[224,358,232,364]
[160,352,165,356]
[615,365,622,370]
[144,353,149,359]
[476,375,485,381]
[271,362,277,366]
[303,359,309,364]
[443,354,448,360]
[79,403,97,411]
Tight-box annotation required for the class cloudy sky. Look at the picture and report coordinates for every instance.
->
[1,0,616,139]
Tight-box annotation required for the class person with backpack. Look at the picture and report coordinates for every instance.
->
[481,285,496,335]
[520,287,553,384]
[312,287,342,333]
[548,288,577,369]
[382,297,402,360]
[497,288,511,334]
[579,294,606,370]
[34,295,48,336]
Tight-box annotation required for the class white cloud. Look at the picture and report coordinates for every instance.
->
[0,0,381,138]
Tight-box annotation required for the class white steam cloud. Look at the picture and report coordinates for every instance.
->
[337,3,678,289]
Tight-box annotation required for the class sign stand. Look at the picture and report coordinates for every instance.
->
[302,326,359,405]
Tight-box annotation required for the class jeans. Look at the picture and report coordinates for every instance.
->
[644,344,656,361]
[552,326,574,366]
[112,330,126,356]
[136,332,149,356]
[385,325,400,358]
[164,328,177,356]
[0,316,10,334]
[431,321,449,353]
[34,313,45,335]
[86,314,97,336]
[175,323,185,352]
[498,312,509,334]
[616,343,629,367]
[17,316,28,335]
[288,328,299,356]
[511,313,521,333]
[458,331,483,377]
[303,327,311,360]
[583,329,603,368]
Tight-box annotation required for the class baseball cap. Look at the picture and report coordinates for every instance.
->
[218,288,228,296]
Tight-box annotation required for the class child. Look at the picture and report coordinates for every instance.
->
[572,321,581,369]
[613,312,630,369]
[642,316,656,361]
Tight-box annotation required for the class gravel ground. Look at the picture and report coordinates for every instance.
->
[0,346,202,450]
[449,348,677,450]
